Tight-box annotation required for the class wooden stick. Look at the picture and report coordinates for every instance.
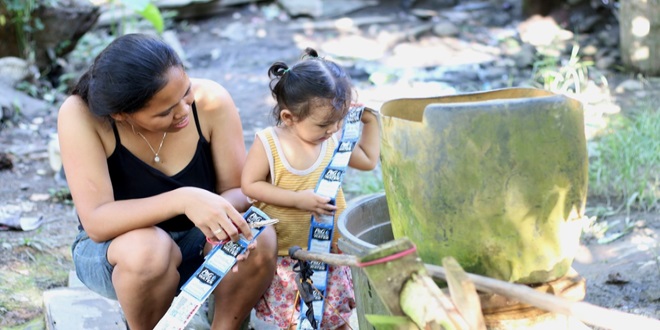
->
[290,249,660,330]
[425,264,660,330]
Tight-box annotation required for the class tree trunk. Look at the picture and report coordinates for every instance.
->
[0,0,100,72]
[620,0,660,75]
[521,0,563,17]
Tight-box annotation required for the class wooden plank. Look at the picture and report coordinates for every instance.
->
[43,287,127,330]
[356,238,424,316]
[400,272,467,329]
[443,257,486,330]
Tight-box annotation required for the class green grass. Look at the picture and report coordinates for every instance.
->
[588,106,660,211]
[0,247,70,328]
[528,44,658,212]
[343,166,385,202]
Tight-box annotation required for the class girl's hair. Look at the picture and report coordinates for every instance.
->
[71,33,183,119]
[267,47,354,125]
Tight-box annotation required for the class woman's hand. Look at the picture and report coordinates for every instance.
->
[180,187,253,242]
[231,240,258,272]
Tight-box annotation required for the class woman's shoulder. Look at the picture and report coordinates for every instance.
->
[191,78,234,115]
[58,95,103,127]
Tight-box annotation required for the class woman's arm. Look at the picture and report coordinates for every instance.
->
[194,79,251,212]
[58,96,193,242]
[348,109,381,170]
[59,94,250,243]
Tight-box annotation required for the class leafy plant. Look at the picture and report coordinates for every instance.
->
[588,107,660,211]
[343,166,385,201]
[48,187,72,204]
[531,44,594,96]
[111,0,164,34]
[0,0,164,61]
[0,0,43,59]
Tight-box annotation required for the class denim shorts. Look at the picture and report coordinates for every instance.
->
[71,227,206,300]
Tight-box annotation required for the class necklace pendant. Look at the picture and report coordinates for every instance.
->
[154,155,161,163]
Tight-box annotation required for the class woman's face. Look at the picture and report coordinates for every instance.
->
[129,66,194,133]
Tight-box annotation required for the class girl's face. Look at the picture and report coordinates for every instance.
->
[288,103,343,145]
[127,66,194,133]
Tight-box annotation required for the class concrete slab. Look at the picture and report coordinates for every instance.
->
[67,270,85,288]
[43,287,127,330]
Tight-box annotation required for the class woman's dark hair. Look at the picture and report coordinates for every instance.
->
[71,33,183,119]
[267,47,354,125]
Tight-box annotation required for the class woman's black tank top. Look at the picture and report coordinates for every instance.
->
[105,103,216,232]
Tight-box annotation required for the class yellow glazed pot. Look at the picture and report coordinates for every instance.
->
[379,88,588,284]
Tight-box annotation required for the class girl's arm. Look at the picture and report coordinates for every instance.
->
[242,138,335,216]
[348,109,380,170]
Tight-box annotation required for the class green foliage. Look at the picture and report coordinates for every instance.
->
[343,167,385,201]
[531,44,594,95]
[589,107,660,211]
[49,187,72,205]
[0,0,43,58]
[0,0,164,61]
[112,0,164,34]
[365,315,418,329]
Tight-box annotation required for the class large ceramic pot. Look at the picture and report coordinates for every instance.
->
[379,88,588,284]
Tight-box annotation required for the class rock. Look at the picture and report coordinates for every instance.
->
[518,15,563,47]
[0,152,13,171]
[0,81,52,120]
[162,30,192,68]
[432,21,459,37]
[277,0,378,18]
[513,43,536,69]
[598,29,619,48]
[582,44,598,56]
[615,79,645,93]
[487,12,512,27]
[155,0,214,6]
[574,15,602,33]
[644,288,660,302]
[596,54,617,70]
[0,57,33,86]
[439,10,470,25]
[43,287,127,330]
[322,35,387,61]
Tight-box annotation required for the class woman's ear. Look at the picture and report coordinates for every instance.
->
[280,109,296,126]
[110,113,126,122]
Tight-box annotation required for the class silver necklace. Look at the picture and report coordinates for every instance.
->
[132,124,167,163]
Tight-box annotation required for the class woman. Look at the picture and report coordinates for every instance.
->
[57,33,277,330]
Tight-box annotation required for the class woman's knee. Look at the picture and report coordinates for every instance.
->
[109,228,181,277]
[253,226,277,269]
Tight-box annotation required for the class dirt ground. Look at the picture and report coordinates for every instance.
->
[0,0,659,328]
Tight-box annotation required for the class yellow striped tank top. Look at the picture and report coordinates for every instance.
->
[253,127,347,256]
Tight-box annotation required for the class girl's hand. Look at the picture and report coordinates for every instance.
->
[295,189,337,217]
[181,187,253,242]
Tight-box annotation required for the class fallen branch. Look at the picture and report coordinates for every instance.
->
[290,248,660,330]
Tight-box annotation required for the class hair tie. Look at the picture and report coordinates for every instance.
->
[283,68,290,74]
